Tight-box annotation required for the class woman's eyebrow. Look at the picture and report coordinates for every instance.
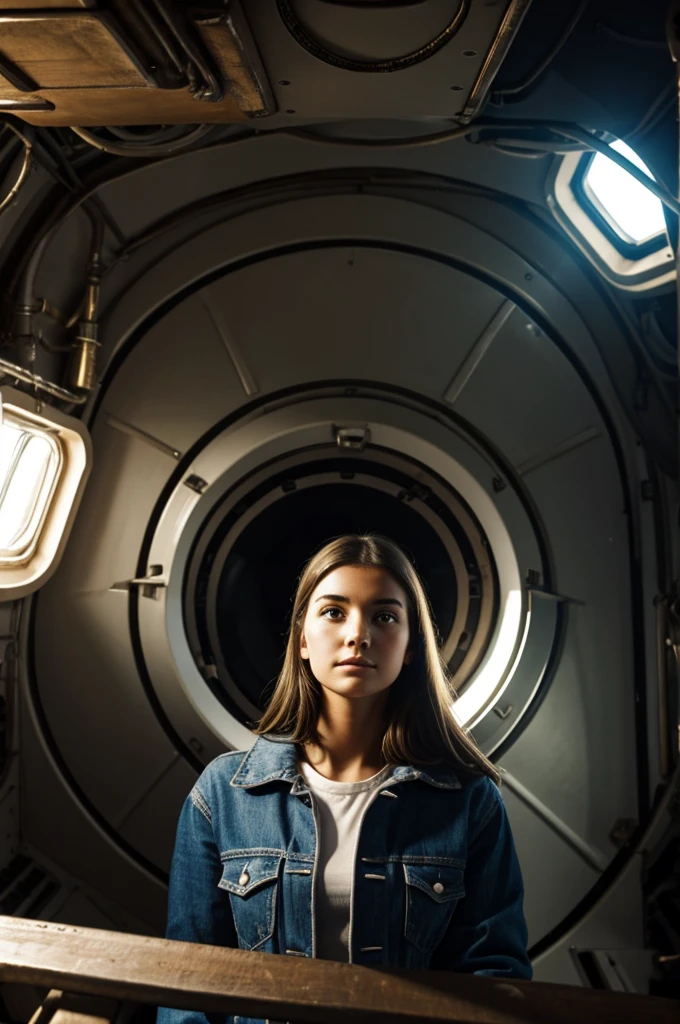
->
[314,593,403,608]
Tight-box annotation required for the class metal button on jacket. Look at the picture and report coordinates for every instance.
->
[433,881,444,894]
[239,870,250,886]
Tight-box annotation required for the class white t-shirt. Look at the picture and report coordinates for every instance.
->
[298,759,394,961]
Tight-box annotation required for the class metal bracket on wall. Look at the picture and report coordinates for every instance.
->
[123,565,167,600]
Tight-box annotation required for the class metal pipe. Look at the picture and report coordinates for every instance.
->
[0,357,87,404]
[69,252,101,392]
[68,124,213,159]
[148,0,224,101]
[0,119,32,216]
[5,129,256,327]
[12,198,104,345]
[125,0,186,79]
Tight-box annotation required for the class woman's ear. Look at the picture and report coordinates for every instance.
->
[300,631,309,660]
[403,650,413,665]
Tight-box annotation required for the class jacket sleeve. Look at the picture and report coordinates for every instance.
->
[156,784,238,1024]
[430,778,532,979]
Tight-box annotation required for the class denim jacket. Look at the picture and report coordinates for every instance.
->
[157,736,531,1024]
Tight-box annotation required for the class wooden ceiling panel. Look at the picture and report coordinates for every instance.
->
[0,13,151,90]
[0,9,271,126]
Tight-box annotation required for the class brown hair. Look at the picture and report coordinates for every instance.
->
[255,534,500,784]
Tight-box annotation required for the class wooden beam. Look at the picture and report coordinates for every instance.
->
[0,13,152,89]
[0,916,677,1024]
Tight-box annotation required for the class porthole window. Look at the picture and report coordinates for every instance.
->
[0,417,62,567]
[547,138,675,292]
[580,140,667,252]
[0,386,92,598]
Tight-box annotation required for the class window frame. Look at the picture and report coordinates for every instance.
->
[546,149,676,294]
[0,414,63,566]
[0,386,92,598]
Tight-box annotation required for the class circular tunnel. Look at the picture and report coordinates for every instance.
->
[185,451,498,722]
[133,388,551,760]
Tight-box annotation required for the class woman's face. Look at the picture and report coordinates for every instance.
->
[300,564,412,699]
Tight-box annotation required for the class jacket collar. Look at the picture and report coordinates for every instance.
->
[229,735,461,791]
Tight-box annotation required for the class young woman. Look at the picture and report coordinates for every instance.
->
[158,534,531,1024]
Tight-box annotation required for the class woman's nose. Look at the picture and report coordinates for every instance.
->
[346,617,370,647]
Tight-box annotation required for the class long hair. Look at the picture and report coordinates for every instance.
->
[255,534,500,784]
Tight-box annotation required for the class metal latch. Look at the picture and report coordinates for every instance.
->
[127,565,167,599]
[334,425,371,451]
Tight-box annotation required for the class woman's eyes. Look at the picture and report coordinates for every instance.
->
[320,607,398,624]
[321,607,343,619]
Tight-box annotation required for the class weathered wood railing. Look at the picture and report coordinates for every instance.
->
[0,915,677,1024]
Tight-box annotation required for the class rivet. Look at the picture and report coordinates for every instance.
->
[433,882,444,894]
[239,871,249,886]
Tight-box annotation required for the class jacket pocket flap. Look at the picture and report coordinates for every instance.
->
[219,853,284,897]
[404,863,465,903]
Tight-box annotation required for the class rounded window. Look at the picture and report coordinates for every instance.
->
[547,138,675,292]
[577,140,667,255]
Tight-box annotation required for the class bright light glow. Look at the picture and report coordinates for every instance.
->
[452,588,523,728]
[0,415,61,565]
[0,386,91,598]
[584,139,666,244]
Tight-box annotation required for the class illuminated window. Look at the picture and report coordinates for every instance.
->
[0,415,62,565]
[0,387,91,598]
[548,139,675,292]
[582,140,667,249]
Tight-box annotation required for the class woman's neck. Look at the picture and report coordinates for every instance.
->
[301,690,389,782]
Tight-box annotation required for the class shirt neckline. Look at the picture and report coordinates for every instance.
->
[298,759,393,795]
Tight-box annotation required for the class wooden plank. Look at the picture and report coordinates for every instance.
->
[0,18,269,125]
[0,14,150,89]
[197,17,271,116]
[5,86,250,126]
[0,916,677,1024]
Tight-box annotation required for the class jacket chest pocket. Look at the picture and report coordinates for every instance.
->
[218,851,284,951]
[403,862,465,953]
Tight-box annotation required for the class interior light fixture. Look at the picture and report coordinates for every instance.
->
[0,386,92,598]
